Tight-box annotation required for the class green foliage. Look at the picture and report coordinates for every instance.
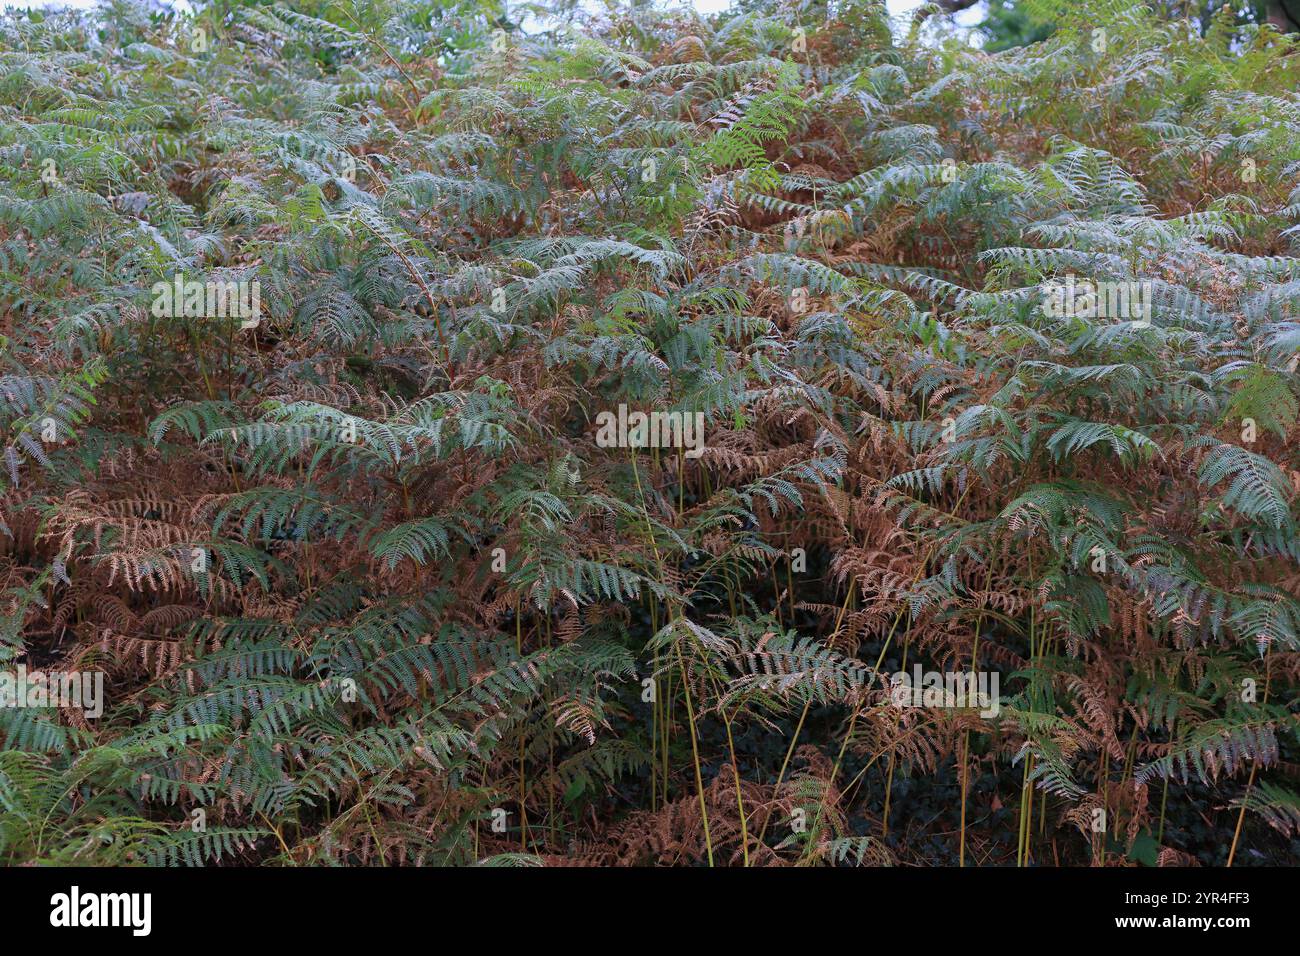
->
[0,0,1297,867]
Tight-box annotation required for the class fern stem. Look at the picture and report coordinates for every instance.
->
[1228,647,1273,867]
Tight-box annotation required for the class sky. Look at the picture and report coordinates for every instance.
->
[5,0,986,20]
[2,0,989,40]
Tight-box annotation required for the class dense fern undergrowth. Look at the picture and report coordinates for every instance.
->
[1,0,1299,866]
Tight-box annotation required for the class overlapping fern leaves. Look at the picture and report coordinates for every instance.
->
[0,0,1298,865]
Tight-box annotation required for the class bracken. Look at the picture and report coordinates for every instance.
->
[0,0,1297,867]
